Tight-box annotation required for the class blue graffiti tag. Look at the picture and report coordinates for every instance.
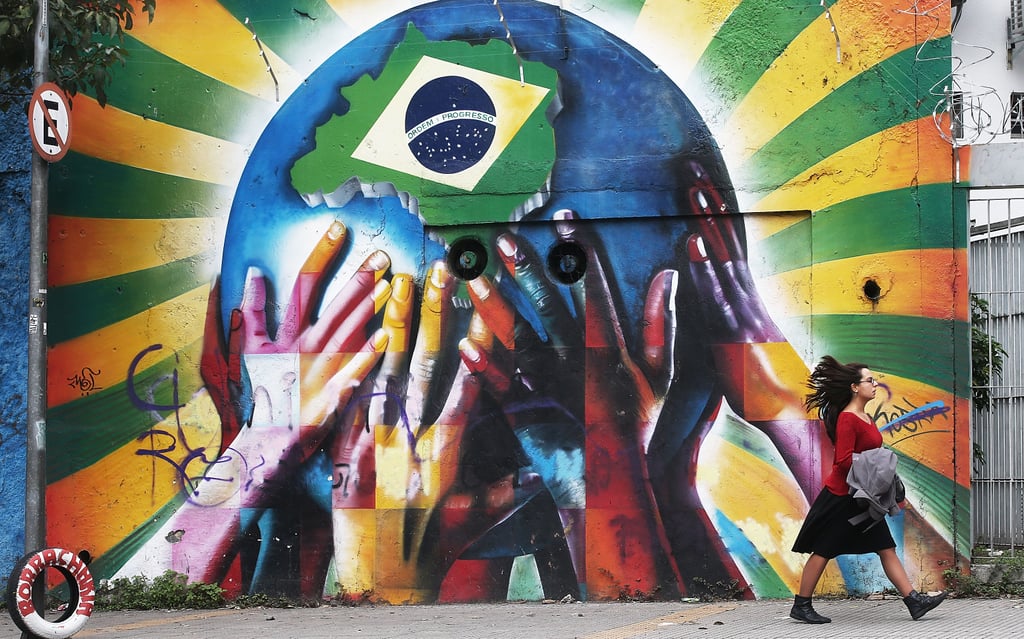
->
[877,400,951,434]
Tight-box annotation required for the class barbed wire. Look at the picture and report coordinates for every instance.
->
[899,0,1008,147]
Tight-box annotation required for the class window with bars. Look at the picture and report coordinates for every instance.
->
[1011,92,1024,139]
[951,90,964,140]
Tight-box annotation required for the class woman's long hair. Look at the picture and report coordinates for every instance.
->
[805,355,870,443]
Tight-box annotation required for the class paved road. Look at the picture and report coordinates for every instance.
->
[3,596,1021,638]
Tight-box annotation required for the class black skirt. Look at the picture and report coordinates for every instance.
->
[791,488,896,558]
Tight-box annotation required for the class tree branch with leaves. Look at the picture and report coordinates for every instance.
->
[971,292,1008,469]
[0,0,156,110]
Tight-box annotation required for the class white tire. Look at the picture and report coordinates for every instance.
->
[6,548,95,639]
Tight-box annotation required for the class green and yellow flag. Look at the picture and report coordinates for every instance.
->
[291,24,558,226]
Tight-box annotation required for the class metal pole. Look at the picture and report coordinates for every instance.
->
[26,0,50,557]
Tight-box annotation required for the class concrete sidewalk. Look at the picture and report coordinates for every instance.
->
[3,596,1020,639]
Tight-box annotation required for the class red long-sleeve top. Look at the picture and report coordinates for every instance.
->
[823,411,883,496]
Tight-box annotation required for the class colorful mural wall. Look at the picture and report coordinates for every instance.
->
[45,0,969,603]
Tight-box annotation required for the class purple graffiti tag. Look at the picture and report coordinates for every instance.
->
[129,343,243,503]
[126,344,183,416]
[336,390,413,445]
[242,453,268,493]
[135,427,239,500]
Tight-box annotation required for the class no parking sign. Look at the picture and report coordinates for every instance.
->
[28,82,73,162]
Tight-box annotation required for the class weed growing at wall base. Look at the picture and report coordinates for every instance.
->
[943,568,1024,597]
[92,574,387,611]
[0,571,399,613]
[944,551,1024,598]
[95,571,224,610]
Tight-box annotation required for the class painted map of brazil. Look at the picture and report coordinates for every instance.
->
[290,25,560,227]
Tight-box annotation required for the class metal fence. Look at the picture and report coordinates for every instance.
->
[969,189,1024,552]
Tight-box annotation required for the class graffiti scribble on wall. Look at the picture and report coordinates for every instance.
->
[66,368,102,395]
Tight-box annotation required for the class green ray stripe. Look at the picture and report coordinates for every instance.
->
[739,38,950,191]
[218,0,349,64]
[48,341,204,483]
[596,0,646,20]
[51,152,232,219]
[892,448,970,555]
[49,257,213,344]
[953,184,969,249]
[784,314,968,397]
[97,36,266,142]
[87,494,186,582]
[755,184,958,274]
[718,412,791,476]
[685,0,819,116]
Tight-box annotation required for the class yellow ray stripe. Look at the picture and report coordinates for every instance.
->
[727,2,939,163]
[47,392,223,559]
[70,96,245,185]
[743,210,810,244]
[49,216,224,287]
[125,0,301,100]
[325,0,413,32]
[751,117,953,226]
[48,287,209,408]
[633,0,740,86]
[757,249,967,321]
[696,418,809,592]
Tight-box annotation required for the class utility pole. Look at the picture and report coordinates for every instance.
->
[26,0,50,558]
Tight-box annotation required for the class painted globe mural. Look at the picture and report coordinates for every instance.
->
[42,0,964,606]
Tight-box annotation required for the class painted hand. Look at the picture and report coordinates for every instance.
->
[186,221,391,585]
[682,161,822,497]
[329,261,506,601]
[461,211,682,599]
[212,220,390,508]
[199,278,244,454]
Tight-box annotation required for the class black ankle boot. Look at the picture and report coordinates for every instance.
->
[790,595,831,624]
[903,589,947,620]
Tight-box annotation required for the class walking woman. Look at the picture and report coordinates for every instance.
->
[790,356,947,623]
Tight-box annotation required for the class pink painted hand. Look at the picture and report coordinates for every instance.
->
[185,221,391,584]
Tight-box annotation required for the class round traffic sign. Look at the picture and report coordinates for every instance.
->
[28,82,73,162]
